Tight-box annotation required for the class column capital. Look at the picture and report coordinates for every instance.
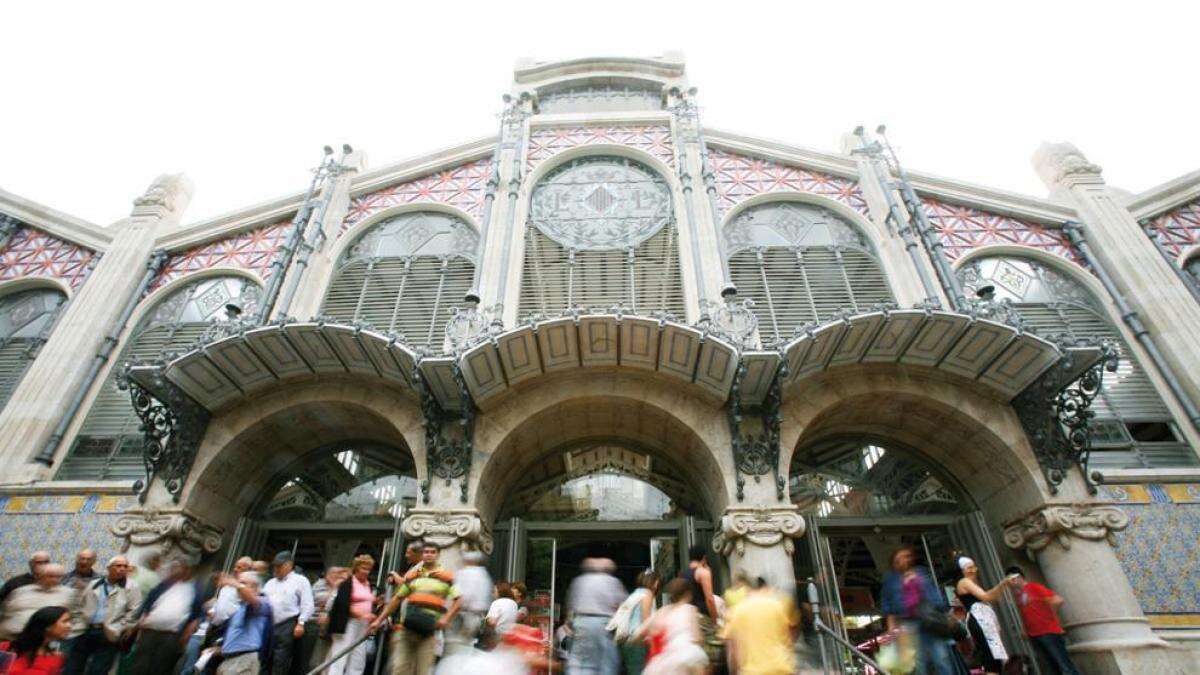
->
[402,508,493,555]
[1003,504,1129,553]
[1032,141,1104,190]
[111,507,223,562]
[130,173,194,221]
[712,504,806,557]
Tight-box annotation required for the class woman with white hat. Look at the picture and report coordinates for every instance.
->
[954,556,1012,674]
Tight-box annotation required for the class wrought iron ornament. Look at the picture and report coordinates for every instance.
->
[726,358,787,501]
[122,369,211,504]
[1012,341,1118,494]
[416,361,476,504]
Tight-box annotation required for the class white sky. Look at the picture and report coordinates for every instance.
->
[3,1,1196,226]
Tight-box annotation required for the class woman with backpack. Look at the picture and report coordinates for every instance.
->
[609,570,659,675]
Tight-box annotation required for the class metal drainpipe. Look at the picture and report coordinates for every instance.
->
[1141,218,1200,305]
[469,126,505,295]
[890,168,968,311]
[33,249,168,465]
[1064,222,1200,434]
[854,138,942,307]
[277,151,352,317]
[257,149,334,323]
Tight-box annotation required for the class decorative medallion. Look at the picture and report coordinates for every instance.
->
[530,157,671,251]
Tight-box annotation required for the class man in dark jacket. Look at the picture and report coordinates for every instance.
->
[130,557,205,675]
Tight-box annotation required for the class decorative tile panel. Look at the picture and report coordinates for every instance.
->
[0,494,137,580]
[152,219,292,291]
[707,148,869,218]
[1143,197,1200,259]
[342,157,493,234]
[0,225,98,290]
[1112,502,1200,617]
[526,125,674,171]
[920,197,1083,266]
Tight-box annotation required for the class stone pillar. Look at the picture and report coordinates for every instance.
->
[0,175,193,482]
[670,88,724,321]
[489,94,531,326]
[281,150,368,320]
[713,505,805,593]
[401,508,493,572]
[1033,142,1200,422]
[111,506,224,570]
[1004,504,1172,670]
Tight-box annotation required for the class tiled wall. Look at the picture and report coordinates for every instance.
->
[1099,483,1200,627]
[0,494,136,579]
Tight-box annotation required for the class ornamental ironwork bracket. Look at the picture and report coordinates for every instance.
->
[726,357,788,501]
[415,360,476,504]
[120,366,211,505]
[1011,341,1119,495]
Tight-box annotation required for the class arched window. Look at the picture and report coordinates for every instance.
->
[322,211,477,353]
[724,201,893,346]
[59,276,261,480]
[519,156,684,319]
[958,256,1195,468]
[0,287,67,411]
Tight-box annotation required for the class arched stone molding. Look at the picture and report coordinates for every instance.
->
[952,245,1200,450]
[467,369,735,525]
[0,276,73,301]
[501,144,702,325]
[720,190,891,259]
[326,202,483,268]
[1178,244,1200,269]
[172,376,425,541]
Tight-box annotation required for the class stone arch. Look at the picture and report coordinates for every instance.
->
[952,243,1106,306]
[132,267,265,330]
[779,364,1067,527]
[0,275,73,300]
[720,190,889,259]
[468,369,734,526]
[178,377,425,535]
[329,202,482,266]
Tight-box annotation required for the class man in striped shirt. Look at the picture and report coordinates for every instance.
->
[372,543,461,675]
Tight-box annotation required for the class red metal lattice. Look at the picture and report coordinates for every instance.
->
[526,125,675,170]
[342,157,493,234]
[920,197,1082,265]
[1144,197,1200,261]
[707,148,869,218]
[151,219,292,290]
[0,226,97,290]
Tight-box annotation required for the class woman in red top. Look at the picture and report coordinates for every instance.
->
[1,605,72,675]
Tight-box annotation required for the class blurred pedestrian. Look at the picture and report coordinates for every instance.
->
[722,577,797,675]
[309,567,347,671]
[449,552,491,653]
[129,557,204,675]
[485,582,520,646]
[1,564,73,641]
[566,558,624,675]
[1006,567,1081,675]
[214,572,274,675]
[681,546,719,665]
[880,545,956,675]
[327,556,376,675]
[262,552,313,675]
[1,605,72,675]
[634,578,706,675]
[64,556,141,675]
[0,552,52,606]
[611,569,658,675]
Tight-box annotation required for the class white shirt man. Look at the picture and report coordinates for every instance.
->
[261,552,314,675]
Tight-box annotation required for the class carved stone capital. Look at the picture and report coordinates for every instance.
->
[111,508,223,562]
[402,509,493,555]
[1004,504,1129,553]
[131,173,194,217]
[713,505,805,557]
[1033,142,1104,188]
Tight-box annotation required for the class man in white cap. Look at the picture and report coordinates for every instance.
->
[261,551,313,675]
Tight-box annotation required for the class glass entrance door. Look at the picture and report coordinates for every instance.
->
[525,537,558,670]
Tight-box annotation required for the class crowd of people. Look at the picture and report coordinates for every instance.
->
[0,540,1083,675]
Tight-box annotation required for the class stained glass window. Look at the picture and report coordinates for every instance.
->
[0,287,67,411]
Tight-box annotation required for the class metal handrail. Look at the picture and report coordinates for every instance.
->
[807,582,889,675]
[304,628,377,675]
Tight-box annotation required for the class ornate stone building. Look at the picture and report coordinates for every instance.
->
[2,54,1199,672]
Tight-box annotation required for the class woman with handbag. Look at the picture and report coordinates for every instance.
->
[880,545,959,675]
[326,555,377,675]
[610,570,659,675]
[955,556,1011,674]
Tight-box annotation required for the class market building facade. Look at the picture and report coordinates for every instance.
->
[1,54,1199,672]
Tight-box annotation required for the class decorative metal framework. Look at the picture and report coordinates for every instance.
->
[122,369,210,504]
[322,211,478,352]
[706,148,870,217]
[518,156,684,320]
[0,225,97,290]
[1143,196,1200,259]
[416,361,475,504]
[724,201,894,347]
[1011,343,1119,494]
[921,197,1083,265]
[342,158,494,232]
[151,220,291,290]
[59,276,261,481]
[959,255,1194,468]
[526,125,675,171]
[726,360,787,501]
[0,287,67,410]
[536,81,664,114]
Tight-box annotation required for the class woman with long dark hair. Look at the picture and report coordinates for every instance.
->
[1,605,72,675]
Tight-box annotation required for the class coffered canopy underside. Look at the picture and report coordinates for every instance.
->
[126,309,1089,419]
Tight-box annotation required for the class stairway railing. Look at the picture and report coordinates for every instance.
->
[807,581,890,674]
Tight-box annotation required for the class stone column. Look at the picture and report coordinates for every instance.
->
[0,175,193,482]
[1004,504,1170,668]
[713,505,805,593]
[488,94,531,326]
[401,508,493,572]
[1033,142,1200,422]
[281,150,367,320]
[111,506,224,570]
[670,88,724,320]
